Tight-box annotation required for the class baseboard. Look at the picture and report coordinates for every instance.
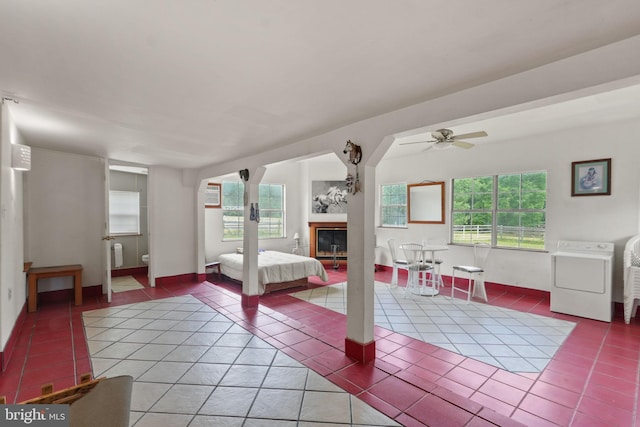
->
[155,273,199,286]
[111,266,148,277]
[1,303,27,372]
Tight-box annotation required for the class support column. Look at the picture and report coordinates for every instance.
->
[241,167,266,308]
[344,163,377,363]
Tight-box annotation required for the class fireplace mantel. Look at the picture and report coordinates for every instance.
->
[308,222,347,262]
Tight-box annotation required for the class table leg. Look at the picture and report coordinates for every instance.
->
[28,275,37,313]
[74,271,83,306]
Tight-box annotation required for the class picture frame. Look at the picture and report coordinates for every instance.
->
[205,182,221,208]
[571,158,611,196]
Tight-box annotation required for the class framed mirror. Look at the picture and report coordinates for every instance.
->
[408,181,445,224]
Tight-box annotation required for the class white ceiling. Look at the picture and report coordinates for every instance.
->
[2,1,640,168]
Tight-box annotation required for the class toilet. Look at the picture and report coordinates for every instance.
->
[141,254,149,265]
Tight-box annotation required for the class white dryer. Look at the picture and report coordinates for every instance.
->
[551,240,614,322]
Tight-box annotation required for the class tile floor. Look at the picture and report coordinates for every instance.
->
[292,282,576,373]
[1,268,639,426]
[84,295,399,426]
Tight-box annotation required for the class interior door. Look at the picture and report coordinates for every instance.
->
[102,160,113,302]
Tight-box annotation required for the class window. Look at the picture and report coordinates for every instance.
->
[452,172,546,249]
[380,184,407,227]
[109,191,140,235]
[222,182,285,241]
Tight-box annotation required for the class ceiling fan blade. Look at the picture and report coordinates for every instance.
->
[452,140,474,149]
[399,139,434,146]
[453,131,487,140]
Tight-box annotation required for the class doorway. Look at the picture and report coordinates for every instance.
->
[107,163,150,294]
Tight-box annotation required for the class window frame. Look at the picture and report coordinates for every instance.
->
[380,183,408,228]
[221,181,285,241]
[109,190,141,236]
[451,171,547,250]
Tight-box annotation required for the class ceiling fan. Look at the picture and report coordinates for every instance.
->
[400,128,488,150]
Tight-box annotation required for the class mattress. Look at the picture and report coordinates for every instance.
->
[219,250,329,293]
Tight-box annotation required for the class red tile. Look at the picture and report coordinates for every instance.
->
[518,393,573,426]
[470,392,515,417]
[577,395,633,426]
[414,354,455,376]
[356,391,402,420]
[529,380,580,408]
[583,381,636,411]
[458,357,499,377]
[444,366,489,390]
[434,376,474,399]
[336,363,390,389]
[406,394,474,427]
[490,370,534,392]
[290,338,333,357]
[477,378,526,407]
[367,376,427,411]
[510,409,560,427]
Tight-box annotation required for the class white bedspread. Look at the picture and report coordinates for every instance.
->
[219,250,329,293]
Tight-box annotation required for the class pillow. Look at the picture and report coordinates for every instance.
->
[632,252,640,267]
[236,247,244,254]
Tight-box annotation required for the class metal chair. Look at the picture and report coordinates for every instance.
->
[451,243,491,303]
[400,243,434,297]
[422,238,446,289]
[388,238,409,288]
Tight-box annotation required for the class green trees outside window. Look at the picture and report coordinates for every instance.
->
[452,172,546,249]
[222,182,285,241]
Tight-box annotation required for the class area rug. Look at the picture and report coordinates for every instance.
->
[292,282,576,373]
[111,276,145,293]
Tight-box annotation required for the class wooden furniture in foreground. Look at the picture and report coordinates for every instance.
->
[1,373,133,427]
[27,264,83,312]
[205,261,222,281]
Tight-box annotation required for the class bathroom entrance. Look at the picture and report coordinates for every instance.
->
[102,162,151,301]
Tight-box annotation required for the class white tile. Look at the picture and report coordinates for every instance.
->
[181,332,222,346]
[137,361,193,383]
[262,366,309,389]
[234,348,277,365]
[92,342,145,359]
[189,416,244,427]
[351,395,401,426]
[120,329,164,344]
[220,365,269,387]
[100,359,156,380]
[162,345,210,362]
[248,389,304,419]
[133,413,193,427]
[151,331,194,345]
[128,343,177,361]
[150,384,214,414]
[199,386,258,417]
[130,382,172,411]
[178,363,230,385]
[300,391,352,424]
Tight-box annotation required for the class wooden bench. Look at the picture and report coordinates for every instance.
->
[27,264,83,312]
[205,261,221,281]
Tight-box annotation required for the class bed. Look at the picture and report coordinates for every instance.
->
[219,250,329,294]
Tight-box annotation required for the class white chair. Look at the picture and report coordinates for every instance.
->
[400,243,434,297]
[422,238,446,289]
[388,238,409,288]
[624,235,640,324]
[451,243,491,303]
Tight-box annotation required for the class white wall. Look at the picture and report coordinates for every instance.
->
[149,166,196,279]
[376,118,640,301]
[0,103,27,350]
[24,148,104,290]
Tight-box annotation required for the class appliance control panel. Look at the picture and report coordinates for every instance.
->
[556,240,614,254]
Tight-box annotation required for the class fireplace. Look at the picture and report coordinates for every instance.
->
[309,222,347,262]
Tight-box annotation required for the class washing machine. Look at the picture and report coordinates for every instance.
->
[551,240,614,322]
